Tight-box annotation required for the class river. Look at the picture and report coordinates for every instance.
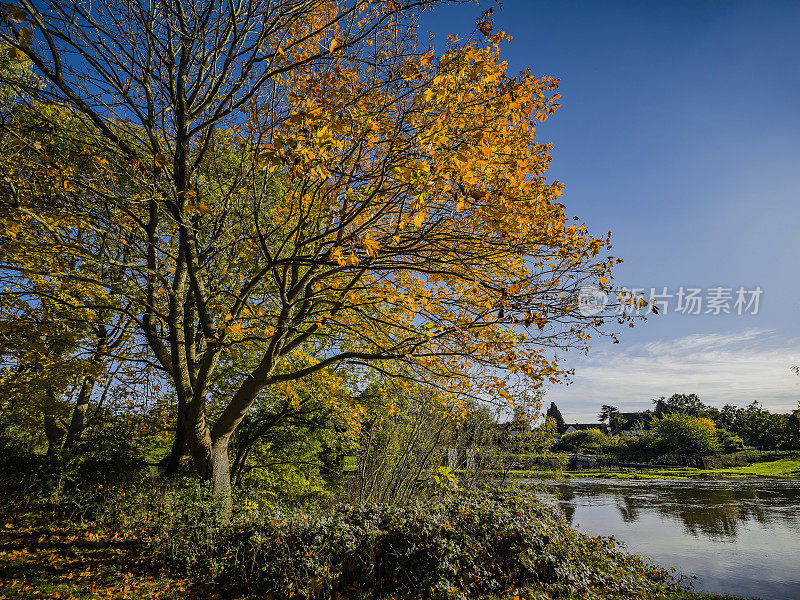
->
[535,477,800,600]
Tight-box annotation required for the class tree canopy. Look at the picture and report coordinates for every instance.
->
[0,0,631,508]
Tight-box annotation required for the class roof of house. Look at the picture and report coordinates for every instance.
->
[618,411,654,422]
[565,423,605,431]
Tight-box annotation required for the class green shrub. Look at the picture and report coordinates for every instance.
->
[717,429,744,454]
[654,413,720,455]
[612,432,657,455]
[0,421,151,517]
[150,487,682,599]
[555,428,609,453]
[504,452,567,471]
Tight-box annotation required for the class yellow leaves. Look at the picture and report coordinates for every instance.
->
[7,46,26,61]
[329,38,338,53]
[3,224,21,238]
[363,234,381,257]
[418,51,432,69]
[183,201,212,216]
[17,27,32,47]
[413,211,427,229]
[331,247,346,266]
[153,153,169,168]
[4,4,26,23]
[4,23,31,59]
[222,322,244,336]
[345,251,359,266]
[331,247,361,266]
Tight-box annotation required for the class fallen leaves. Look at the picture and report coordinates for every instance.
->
[0,512,213,600]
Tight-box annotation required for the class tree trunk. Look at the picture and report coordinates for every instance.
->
[63,374,95,449]
[162,398,191,475]
[43,413,64,457]
[64,331,108,449]
[163,425,191,475]
[210,437,232,520]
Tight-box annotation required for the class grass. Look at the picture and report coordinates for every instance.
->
[498,468,700,480]
[561,467,705,480]
[503,453,800,481]
[0,511,238,600]
[709,455,800,477]
[662,594,755,600]
[360,451,800,482]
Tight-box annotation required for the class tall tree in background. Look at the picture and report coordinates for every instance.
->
[597,404,619,429]
[546,401,565,432]
[1,1,631,509]
[0,78,138,455]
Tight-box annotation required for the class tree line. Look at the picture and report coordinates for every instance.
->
[549,393,800,455]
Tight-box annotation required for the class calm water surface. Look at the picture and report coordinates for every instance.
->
[536,478,800,600]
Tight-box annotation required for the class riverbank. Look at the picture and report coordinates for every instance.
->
[0,511,750,600]
[501,453,800,481]
[0,486,757,600]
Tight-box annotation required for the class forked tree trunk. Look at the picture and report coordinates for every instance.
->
[64,332,108,449]
[63,374,95,449]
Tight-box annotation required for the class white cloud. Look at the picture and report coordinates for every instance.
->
[547,328,800,421]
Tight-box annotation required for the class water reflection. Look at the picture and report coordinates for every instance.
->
[546,478,800,540]
[536,478,800,599]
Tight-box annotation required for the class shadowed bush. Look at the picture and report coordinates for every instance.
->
[148,486,682,600]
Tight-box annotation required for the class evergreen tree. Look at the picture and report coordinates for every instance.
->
[598,405,619,426]
[546,402,566,432]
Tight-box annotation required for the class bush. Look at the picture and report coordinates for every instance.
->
[150,487,682,599]
[654,413,720,455]
[503,452,567,471]
[0,421,151,517]
[717,429,744,454]
[612,432,657,455]
[555,428,609,453]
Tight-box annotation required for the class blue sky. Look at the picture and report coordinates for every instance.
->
[425,1,800,420]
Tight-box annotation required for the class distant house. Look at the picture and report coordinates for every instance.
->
[594,410,656,436]
[564,423,607,435]
[611,411,655,434]
[618,411,653,424]
[616,429,646,437]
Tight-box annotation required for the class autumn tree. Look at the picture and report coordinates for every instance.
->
[653,412,720,455]
[220,351,357,493]
[1,1,632,510]
[0,63,139,456]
